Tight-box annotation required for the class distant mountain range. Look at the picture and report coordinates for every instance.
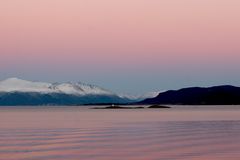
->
[0,78,134,105]
[1,78,240,106]
[139,85,240,105]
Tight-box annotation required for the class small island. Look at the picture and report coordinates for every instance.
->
[91,105,144,109]
[148,105,171,109]
[91,104,171,109]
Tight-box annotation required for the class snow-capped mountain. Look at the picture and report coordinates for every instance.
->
[0,78,132,105]
[0,78,161,106]
[0,78,112,95]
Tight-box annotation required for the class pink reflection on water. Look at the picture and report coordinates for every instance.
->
[0,106,240,160]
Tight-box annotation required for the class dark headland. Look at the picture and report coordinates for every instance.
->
[139,85,240,105]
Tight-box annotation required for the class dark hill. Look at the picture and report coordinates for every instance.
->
[139,85,240,105]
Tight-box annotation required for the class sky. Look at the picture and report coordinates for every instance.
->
[0,0,240,94]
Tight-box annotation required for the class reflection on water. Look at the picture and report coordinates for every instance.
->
[0,106,240,160]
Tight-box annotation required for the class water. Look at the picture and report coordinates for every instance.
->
[1,106,240,160]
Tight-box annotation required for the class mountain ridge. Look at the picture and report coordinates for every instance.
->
[1,78,240,106]
[0,78,132,105]
[0,78,113,95]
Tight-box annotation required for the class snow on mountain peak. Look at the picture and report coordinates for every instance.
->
[0,78,159,99]
[0,78,113,95]
[0,78,52,93]
[53,82,112,95]
[3,78,31,84]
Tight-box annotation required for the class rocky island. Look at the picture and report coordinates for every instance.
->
[91,105,144,109]
[148,105,171,109]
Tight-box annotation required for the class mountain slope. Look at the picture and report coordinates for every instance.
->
[140,85,240,105]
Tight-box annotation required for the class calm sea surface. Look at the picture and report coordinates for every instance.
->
[1,106,240,160]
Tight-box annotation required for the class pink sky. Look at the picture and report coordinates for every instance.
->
[0,0,240,93]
